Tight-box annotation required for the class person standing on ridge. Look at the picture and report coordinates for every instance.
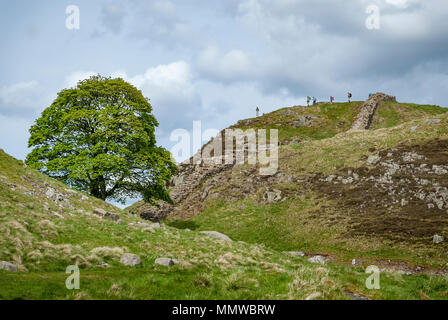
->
[307,96,311,106]
[256,106,260,117]
[348,92,352,103]
[312,97,317,105]
[330,96,335,104]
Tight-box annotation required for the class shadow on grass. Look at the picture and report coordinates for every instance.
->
[167,220,200,230]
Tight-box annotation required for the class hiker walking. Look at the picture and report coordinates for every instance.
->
[312,97,317,105]
[306,96,311,107]
[256,106,260,117]
[330,96,335,104]
[347,92,352,103]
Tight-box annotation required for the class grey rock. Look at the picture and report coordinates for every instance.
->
[410,126,419,132]
[120,253,142,266]
[308,255,326,264]
[96,262,110,268]
[93,208,107,217]
[263,189,282,203]
[281,110,296,117]
[200,231,232,242]
[366,154,381,166]
[0,261,18,272]
[284,251,305,257]
[104,212,120,222]
[155,257,179,267]
[433,234,444,244]
[150,222,162,229]
[426,119,441,125]
[292,115,316,128]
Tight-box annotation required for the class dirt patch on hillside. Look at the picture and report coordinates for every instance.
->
[312,139,448,243]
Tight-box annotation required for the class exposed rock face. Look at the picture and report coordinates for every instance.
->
[350,93,397,131]
[315,139,448,240]
[139,161,233,221]
[200,231,233,242]
[120,253,141,266]
[140,201,172,222]
[137,129,237,221]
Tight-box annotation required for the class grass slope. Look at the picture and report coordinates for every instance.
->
[164,102,448,299]
[0,149,348,299]
[2,101,448,300]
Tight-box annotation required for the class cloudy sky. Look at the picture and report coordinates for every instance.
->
[1,0,447,204]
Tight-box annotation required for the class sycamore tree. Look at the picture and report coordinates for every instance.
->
[26,75,177,204]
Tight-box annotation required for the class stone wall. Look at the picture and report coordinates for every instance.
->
[350,93,396,131]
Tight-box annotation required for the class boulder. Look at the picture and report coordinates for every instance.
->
[308,255,326,264]
[140,201,172,222]
[93,208,107,217]
[426,119,441,125]
[200,231,233,242]
[155,257,179,267]
[0,261,18,272]
[433,234,444,244]
[120,253,141,266]
[104,212,120,222]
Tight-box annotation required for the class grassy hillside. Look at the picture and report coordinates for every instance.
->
[2,100,448,300]
[160,101,448,299]
[232,101,446,143]
[0,149,355,299]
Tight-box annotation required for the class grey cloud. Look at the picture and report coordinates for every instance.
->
[203,0,448,101]
[101,3,127,35]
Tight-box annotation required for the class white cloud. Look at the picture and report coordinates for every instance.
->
[197,46,253,83]
[128,61,199,107]
[0,80,45,116]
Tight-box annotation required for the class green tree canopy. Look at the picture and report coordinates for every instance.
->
[26,75,177,204]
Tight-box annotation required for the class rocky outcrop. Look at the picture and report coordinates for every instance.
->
[315,139,448,240]
[350,93,396,131]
